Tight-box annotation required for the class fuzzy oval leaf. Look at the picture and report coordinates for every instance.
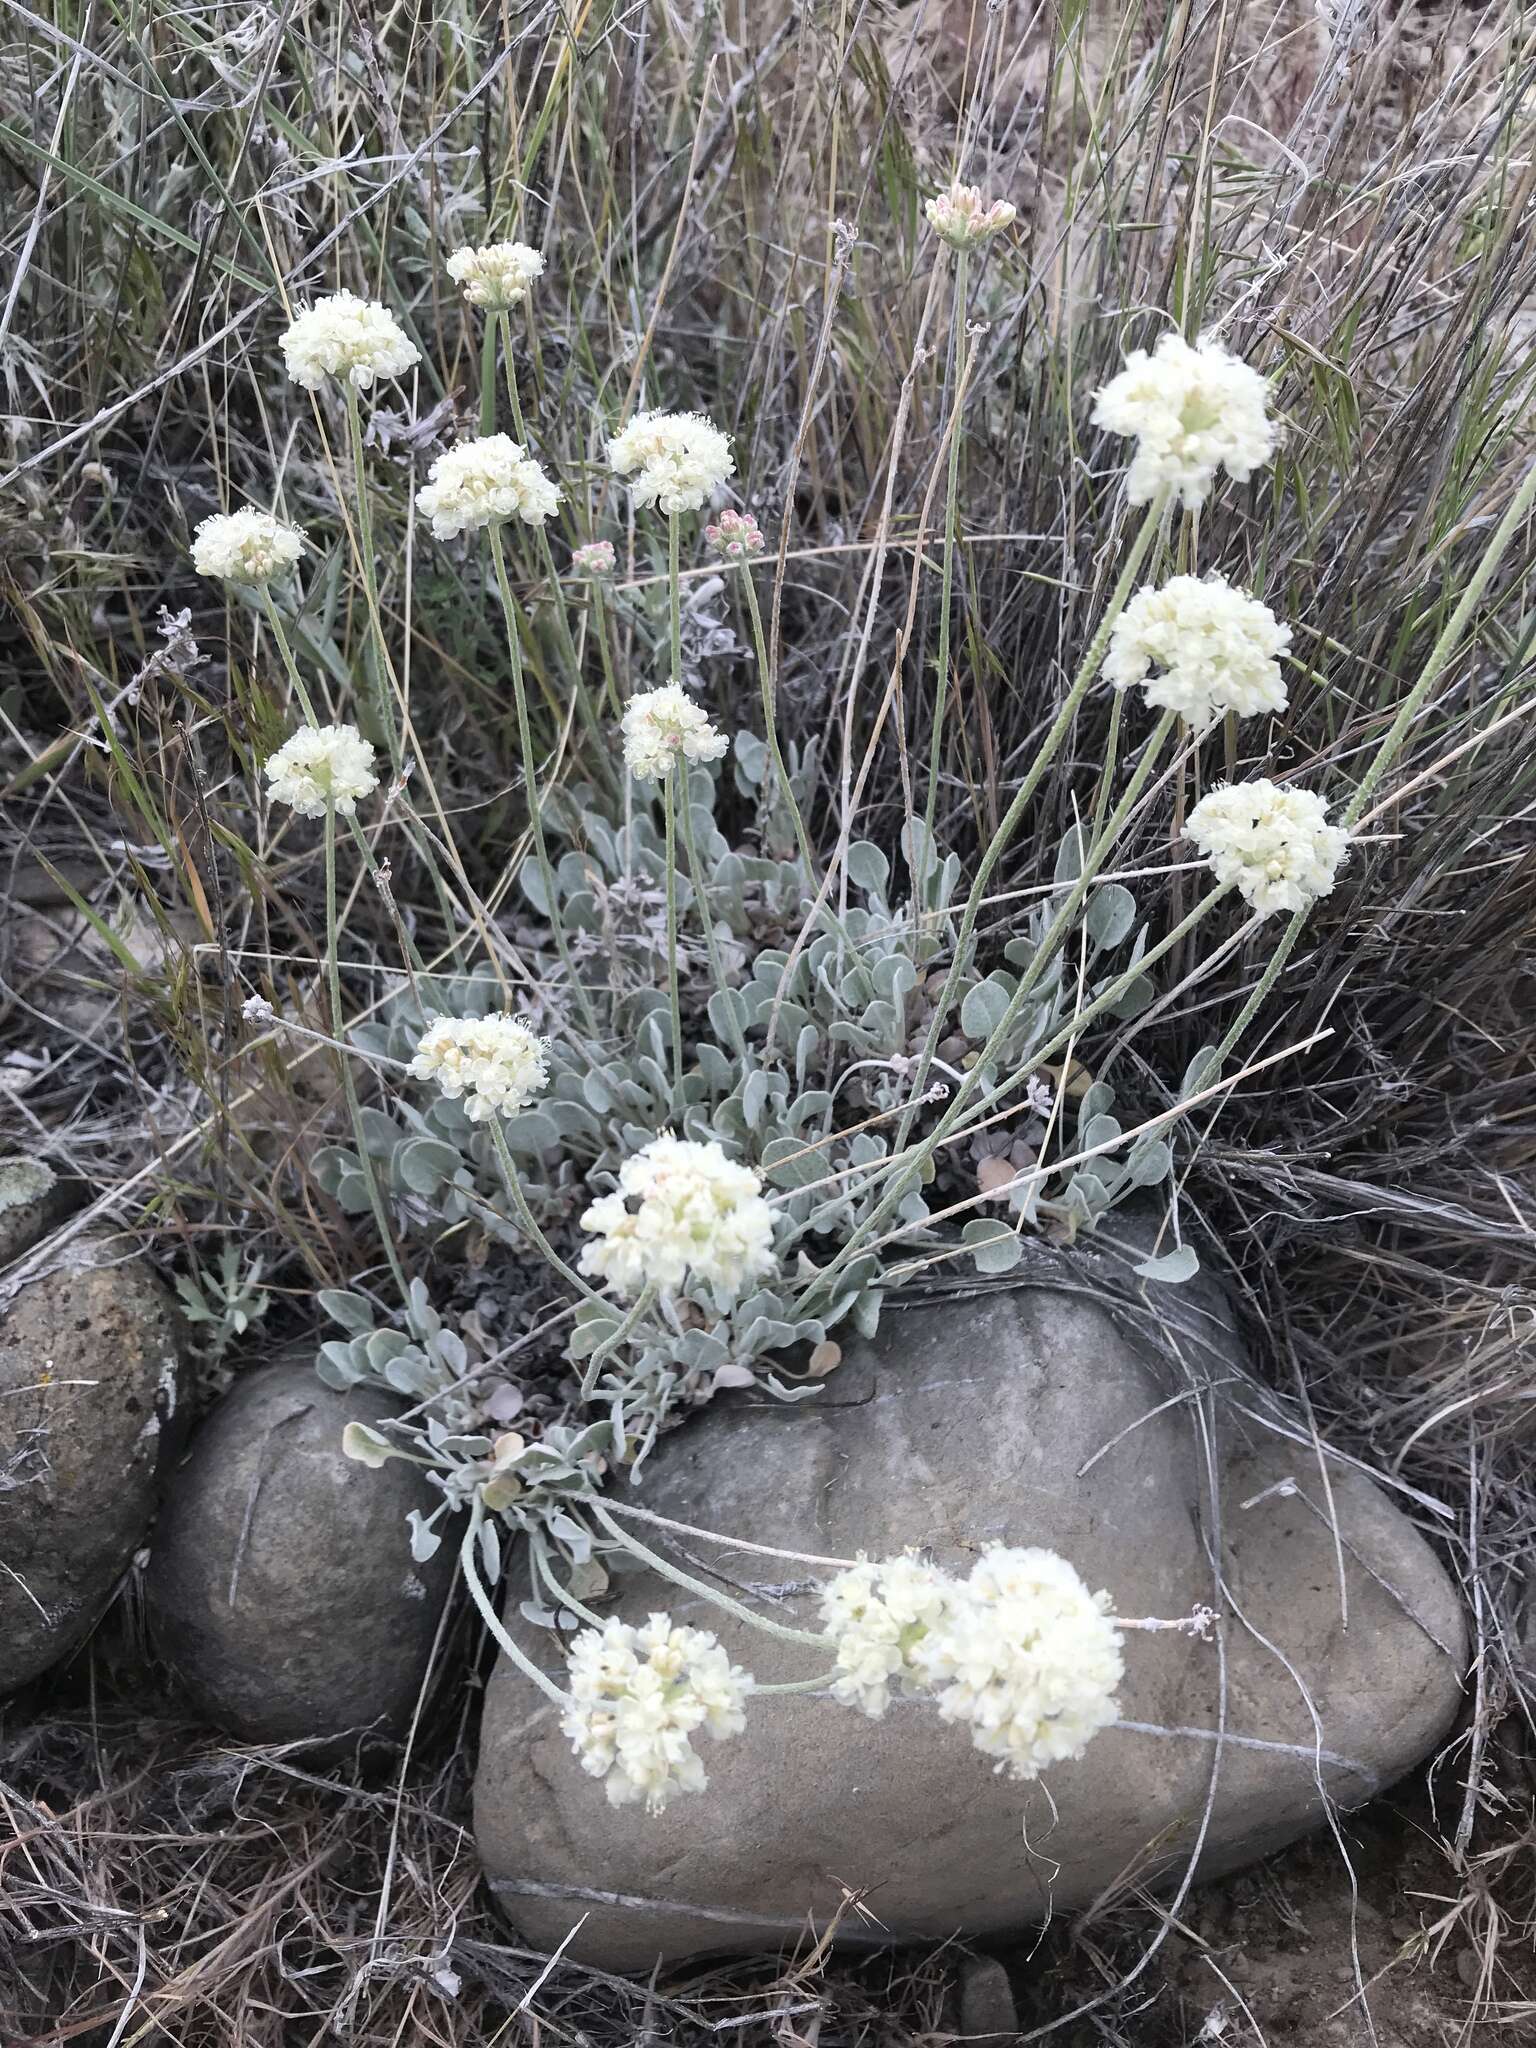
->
[962,1219,1023,1274]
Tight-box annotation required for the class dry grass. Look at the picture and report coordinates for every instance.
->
[4,0,1536,2039]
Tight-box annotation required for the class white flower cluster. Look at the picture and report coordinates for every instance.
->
[820,1544,1123,1780]
[191,507,305,586]
[446,239,545,310]
[1105,574,1291,733]
[607,409,734,514]
[620,684,729,782]
[562,1612,752,1812]
[578,1134,776,1301]
[417,434,561,539]
[280,291,421,393]
[1092,333,1275,508]
[263,723,379,819]
[0,1157,56,1214]
[926,182,1017,248]
[409,1013,550,1121]
[1186,779,1350,916]
[913,1546,1124,1780]
[820,1553,954,1717]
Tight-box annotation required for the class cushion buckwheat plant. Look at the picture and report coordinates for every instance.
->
[145,174,1436,1832]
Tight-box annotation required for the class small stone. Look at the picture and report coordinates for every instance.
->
[958,1955,1017,2040]
[475,1279,1466,1971]
[0,1244,186,1692]
[146,1359,454,1744]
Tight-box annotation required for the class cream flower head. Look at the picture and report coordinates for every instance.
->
[409,1013,550,1122]
[606,409,734,514]
[578,1134,776,1302]
[926,182,1017,248]
[910,1545,1124,1780]
[1105,574,1291,733]
[620,684,729,782]
[446,240,545,311]
[1186,779,1350,916]
[416,434,561,540]
[820,1554,957,1718]
[1092,332,1275,508]
[263,724,378,819]
[191,507,305,586]
[562,1612,752,1812]
[279,291,421,393]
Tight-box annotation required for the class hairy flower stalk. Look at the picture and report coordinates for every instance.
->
[485,524,601,1037]
[320,799,408,1296]
[925,244,977,842]
[1092,332,1276,509]
[609,410,732,690]
[1187,449,1536,1103]
[728,533,818,879]
[621,689,730,1086]
[679,791,748,1060]
[562,1613,752,1812]
[884,487,1173,1176]
[578,1135,776,1302]
[1105,575,1290,732]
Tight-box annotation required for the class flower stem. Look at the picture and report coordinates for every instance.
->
[590,1502,827,1649]
[579,1283,658,1401]
[662,763,684,1094]
[261,594,319,725]
[343,386,401,771]
[487,525,601,1038]
[486,1118,606,1302]
[667,511,684,685]
[740,564,817,882]
[323,805,408,1297]
[890,487,1170,1164]
[461,1503,570,1706]
[923,241,970,844]
[679,784,746,1057]
[478,320,498,434]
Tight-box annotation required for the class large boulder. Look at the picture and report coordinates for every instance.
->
[474,1266,1466,1971]
[147,1359,455,1744]
[0,1243,186,1691]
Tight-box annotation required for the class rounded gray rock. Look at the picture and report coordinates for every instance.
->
[474,1277,1467,1970]
[147,1360,455,1744]
[1,1247,185,1691]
